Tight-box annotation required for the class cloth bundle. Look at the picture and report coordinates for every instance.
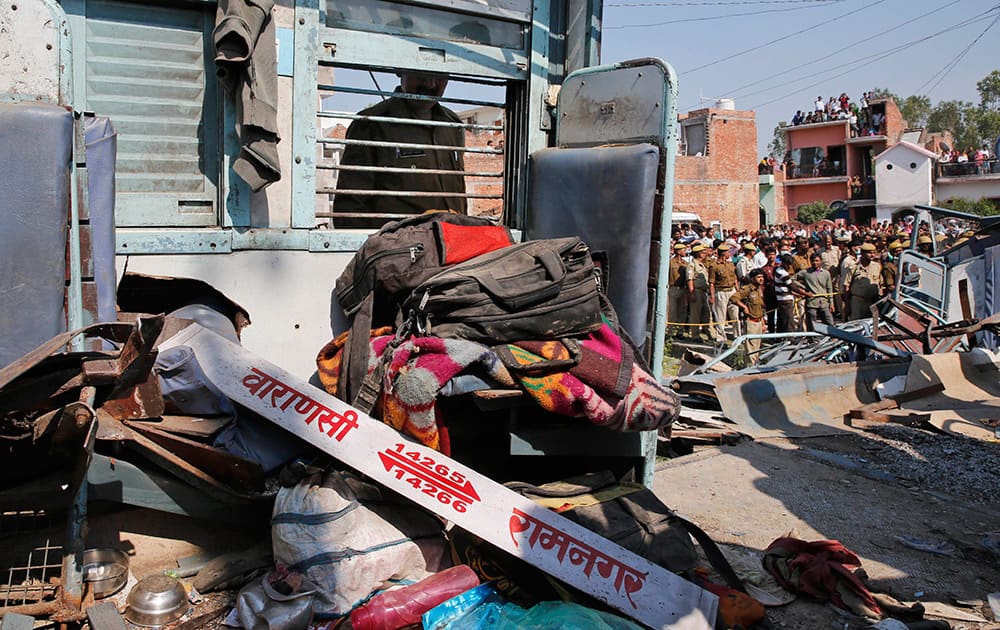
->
[763,537,882,618]
[316,321,679,452]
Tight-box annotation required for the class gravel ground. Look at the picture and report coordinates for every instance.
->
[796,424,1000,507]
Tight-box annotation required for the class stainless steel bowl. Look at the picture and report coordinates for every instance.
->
[125,575,189,627]
[82,548,129,599]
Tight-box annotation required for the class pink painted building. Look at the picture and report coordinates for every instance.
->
[781,97,906,225]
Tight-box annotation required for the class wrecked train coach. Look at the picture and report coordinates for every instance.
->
[0,0,731,628]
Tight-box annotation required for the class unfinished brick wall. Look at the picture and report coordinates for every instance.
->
[464,128,504,218]
[675,108,761,231]
[880,98,907,144]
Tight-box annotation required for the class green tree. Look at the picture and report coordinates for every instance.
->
[939,197,999,217]
[796,201,834,224]
[869,87,897,101]
[899,95,931,128]
[768,122,787,160]
[977,70,1000,110]
[927,100,978,149]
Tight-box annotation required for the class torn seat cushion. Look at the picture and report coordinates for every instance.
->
[0,102,72,369]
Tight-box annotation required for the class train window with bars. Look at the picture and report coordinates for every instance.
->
[315,69,507,229]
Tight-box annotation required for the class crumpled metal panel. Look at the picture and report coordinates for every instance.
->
[683,359,911,438]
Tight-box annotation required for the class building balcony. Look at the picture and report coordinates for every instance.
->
[845,134,887,145]
[783,163,846,181]
[936,159,998,178]
[782,175,848,186]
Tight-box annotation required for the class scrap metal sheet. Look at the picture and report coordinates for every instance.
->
[703,360,910,437]
[160,326,717,630]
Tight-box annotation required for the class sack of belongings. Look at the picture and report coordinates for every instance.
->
[271,470,449,619]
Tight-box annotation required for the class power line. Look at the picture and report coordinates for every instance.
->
[917,13,1000,96]
[605,0,840,29]
[682,0,880,73]
[720,0,960,100]
[745,4,1000,108]
[747,5,1000,109]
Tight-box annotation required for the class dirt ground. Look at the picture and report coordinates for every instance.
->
[653,438,1000,629]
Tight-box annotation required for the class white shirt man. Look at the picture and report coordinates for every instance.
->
[815,96,824,112]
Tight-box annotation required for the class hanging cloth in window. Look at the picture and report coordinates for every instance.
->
[215,0,281,191]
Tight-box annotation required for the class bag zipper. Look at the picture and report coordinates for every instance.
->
[337,243,425,302]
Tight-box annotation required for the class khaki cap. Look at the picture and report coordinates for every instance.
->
[673,243,688,251]
[743,242,757,251]
[691,243,707,253]
[888,240,904,251]
[717,243,731,251]
[859,243,877,252]
[917,235,933,245]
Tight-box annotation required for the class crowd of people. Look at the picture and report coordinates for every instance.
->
[938,145,995,176]
[667,218,976,363]
[788,91,885,138]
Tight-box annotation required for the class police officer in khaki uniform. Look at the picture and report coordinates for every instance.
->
[847,242,883,320]
[686,243,711,340]
[334,72,466,226]
[731,269,767,364]
[667,243,689,336]
[882,240,903,292]
[709,243,739,340]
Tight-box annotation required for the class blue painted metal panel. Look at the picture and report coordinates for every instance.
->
[232,228,310,251]
[318,28,528,81]
[308,230,367,253]
[291,0,320,229]
[75,0,221,228]
[117,229,233,254]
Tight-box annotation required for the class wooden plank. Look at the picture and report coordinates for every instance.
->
[161,326,718,630]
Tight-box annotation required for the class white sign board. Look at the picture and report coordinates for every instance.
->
[161,326,717,629]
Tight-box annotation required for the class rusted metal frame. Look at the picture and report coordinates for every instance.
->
[318,137,502,154]
[316,188,502,198]
[319,163,504,177]
[319,111,504,132]
[124,422,264,493]
[80,316,163,390]
[95,411,256,503]
[53,400,97,622]
[0,322,136,393]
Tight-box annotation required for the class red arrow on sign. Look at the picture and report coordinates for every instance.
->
[378,450,480,503]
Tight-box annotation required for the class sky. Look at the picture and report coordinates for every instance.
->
[598,0,1000,156]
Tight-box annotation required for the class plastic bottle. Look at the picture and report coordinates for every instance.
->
[349,565,480,630]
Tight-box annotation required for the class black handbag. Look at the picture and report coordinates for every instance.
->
[402,237,604,344]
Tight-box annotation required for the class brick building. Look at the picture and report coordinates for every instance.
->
[675,106,762,232]
[781,96,907,225]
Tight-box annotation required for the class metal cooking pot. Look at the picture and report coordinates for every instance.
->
[82,548,129,599]
[125,575,189,627]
